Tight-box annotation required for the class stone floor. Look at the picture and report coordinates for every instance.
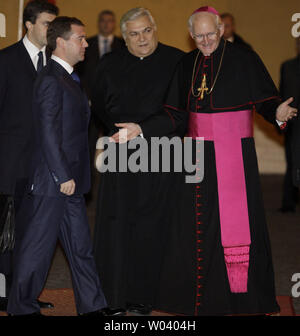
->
[45,174,300,314]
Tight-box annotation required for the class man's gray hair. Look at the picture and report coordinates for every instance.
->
[188,12,221,33]
[120,7,156,38]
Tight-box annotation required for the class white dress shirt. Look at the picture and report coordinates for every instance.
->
[22,34,46,70]
[98,34,114,58]
[51,55,74,74]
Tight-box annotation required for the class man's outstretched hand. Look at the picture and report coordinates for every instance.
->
[110,123,142,144]
[276,97,298,122]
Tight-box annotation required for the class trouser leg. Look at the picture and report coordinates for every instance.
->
[58,195,107,314]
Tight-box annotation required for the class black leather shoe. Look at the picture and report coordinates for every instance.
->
[101,307,126,316]
[278,207,295,213]
[0,297,8,311]
[79,307,126,317]
[126,303,153,315]
[38,300,54,309]
[8,311,43,316]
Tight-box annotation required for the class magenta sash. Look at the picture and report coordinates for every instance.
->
[188,110,253,293]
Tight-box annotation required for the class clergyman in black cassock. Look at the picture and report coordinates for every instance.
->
[91,8,185,312]
[156,7,297,316]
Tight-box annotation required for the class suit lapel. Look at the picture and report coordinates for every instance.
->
[17,40,37,80]
[51,60,90,118]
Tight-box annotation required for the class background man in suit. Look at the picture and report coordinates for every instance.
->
[220,12,252,50]
[77,10,125,204]
[7,16,125,316]
[77,10,124,98]
[281,37,300,211]
[0,0,58,311]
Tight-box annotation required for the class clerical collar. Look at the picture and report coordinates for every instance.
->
[129,43,160,61]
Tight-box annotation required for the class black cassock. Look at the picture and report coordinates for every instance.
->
[91,43,184,308]
[156,39,281,315]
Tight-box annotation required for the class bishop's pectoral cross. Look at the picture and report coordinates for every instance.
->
[197,74,209,100]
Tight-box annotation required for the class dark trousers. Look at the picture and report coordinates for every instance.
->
[282,133,299,209]
[7,193,107,315]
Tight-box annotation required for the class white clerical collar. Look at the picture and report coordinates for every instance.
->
[51,55,74,74]
[227,36,234,43]
[23,34,46,68]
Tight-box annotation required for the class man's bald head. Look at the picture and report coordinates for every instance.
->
[188,12,224,56]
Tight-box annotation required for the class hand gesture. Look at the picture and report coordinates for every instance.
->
[60,179,76,196]
[109,123,142,144]
[276,97,298,122]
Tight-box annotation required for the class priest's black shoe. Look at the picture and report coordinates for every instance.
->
[79,307,126,316]
[37,299,54,309]
[126,303,153,315]
[278,206,295,213]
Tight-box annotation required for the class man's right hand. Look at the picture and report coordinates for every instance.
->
[60,179,76,196]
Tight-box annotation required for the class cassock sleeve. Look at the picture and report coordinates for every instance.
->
[139,61,188,138]
[247,51,281,125]
[91,57,118,136]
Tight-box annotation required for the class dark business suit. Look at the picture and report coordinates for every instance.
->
[7,59,107,315]
[77,35,125,98]
[76,35,125,200]
[285,56,300,189]
[0,40,39,288]
[280,57,300,202]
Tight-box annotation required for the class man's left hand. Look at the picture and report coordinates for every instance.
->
[276,97,298,122]
[110,123,142,144]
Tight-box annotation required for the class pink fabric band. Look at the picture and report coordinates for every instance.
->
[192,6,220,16]
[188,110,253,293]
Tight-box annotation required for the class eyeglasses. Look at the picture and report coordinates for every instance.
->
[192,30,218,42]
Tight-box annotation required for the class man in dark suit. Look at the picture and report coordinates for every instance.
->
[77,10,124,98]
[220,13,252,50]
[284,38,300,203]
[7,16,125,316]
[77,11,125,203]
[0,0,58,311]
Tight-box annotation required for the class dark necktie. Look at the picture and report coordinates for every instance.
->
[103,38,109,55]
[37,51,44,73]
[71,71,81,84]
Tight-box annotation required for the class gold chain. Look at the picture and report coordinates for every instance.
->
[191,40,227,98]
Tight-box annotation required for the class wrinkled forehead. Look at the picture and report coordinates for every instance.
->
[125,15,154,32]
[192,12,218,32]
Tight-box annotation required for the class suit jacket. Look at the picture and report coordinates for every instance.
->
[0,41,38,194]
[232,33,252,50]
[282,56,300,186]
[30,59,91,197]
[76,35,125,98]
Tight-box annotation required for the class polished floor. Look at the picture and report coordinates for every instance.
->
[45,174,300,315]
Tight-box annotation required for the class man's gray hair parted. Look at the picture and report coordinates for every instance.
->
[188,12,222,33]
[120,7,156,38]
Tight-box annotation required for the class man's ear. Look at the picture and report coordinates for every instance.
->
[25,21,32,32]
[56,36,65,49]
